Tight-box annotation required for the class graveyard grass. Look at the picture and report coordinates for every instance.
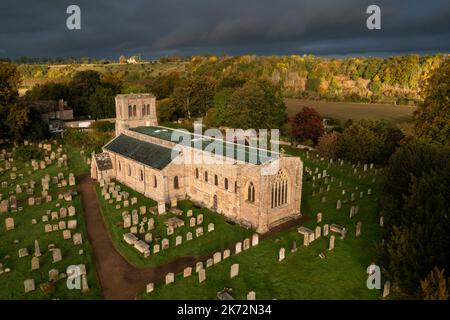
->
[96,183,254,268]
[0,143,102,299]
[138,146,383,299]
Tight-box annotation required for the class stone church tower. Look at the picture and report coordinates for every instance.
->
[115,93,158,136]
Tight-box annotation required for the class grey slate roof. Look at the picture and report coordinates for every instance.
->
[104,134,176,170]
[95,152,113,171]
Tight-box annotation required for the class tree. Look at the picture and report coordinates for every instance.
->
[88,86,116,119]
[23,82,69,102]
[68,70,101,116]
[291,107,324,144]
[378,141,450,296]
[421,267,449,300]
[5,104,30,141]
[414,59,450,145]
[338,120,404,164]
[225,79,287,129]
[0,62,20,106]
[204,87,233,127]
[317,132,340,158]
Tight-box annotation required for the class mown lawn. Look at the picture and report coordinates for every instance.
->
[0,142,101,299]
[96,182,253,268]
[139,146,383,299]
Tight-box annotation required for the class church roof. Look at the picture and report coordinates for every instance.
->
[104,134,176,170]
[129,126,279,165]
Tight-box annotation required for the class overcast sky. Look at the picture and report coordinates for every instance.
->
[0,0,449,59]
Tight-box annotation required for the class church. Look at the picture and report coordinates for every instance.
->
[91,93,303,233]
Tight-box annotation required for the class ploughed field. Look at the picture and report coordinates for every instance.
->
[285,98,416,124]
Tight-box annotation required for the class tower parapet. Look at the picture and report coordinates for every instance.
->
[115,93,157,136]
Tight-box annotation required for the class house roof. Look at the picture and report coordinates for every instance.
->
[104,134,176,170]
[129,126,279,165]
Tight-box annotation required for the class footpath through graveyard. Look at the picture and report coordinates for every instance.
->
[77,173,304,300]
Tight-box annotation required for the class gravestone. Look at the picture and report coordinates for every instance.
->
[73,233,82,245]
[356,221,362,237]
[186,232,193,241]
[235,242,242,254]
[18,248,29,258]
[206,258,213,268]
[223,249,230,260]
[247,291,256,300]
[329,235,335,251]
[196,214,203,225]
[175,235,182,246]
[379,216,384,227]
[213,252,222,264]
[383,281,391,298]
[336,200,341,210]
[291,240,297,253]
[316,212,322,223]
[230,263,239,279]
[153,244,160,254]
[34,240,41,257]
[63,230,72,240]
[157,201,166,215]
[186,210,193,217]
[5,217,14,231]
[165,273,174,285]
[68,220,77,230]
[167,226,174,236]
[207,222,214,232]
[24,279,35,293]
[31,257,40,271]
[252,233,259,246]
[315,226,321,239]
[49,269,59,281]
[144,233,152,243]
[195,262,203,273]
[196,227,203,237]
[146,283,154,294]
[278,248,285,262]
[189,217,196,227]
[52,248,62,263]
[243,238,251,250]
[198,269,206,283]
[162,238,169,250]
[323,224,329,236]
[183,267,192,278]
[68,206,76,216]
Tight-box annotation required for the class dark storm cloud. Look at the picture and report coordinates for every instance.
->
[0,0,449,59]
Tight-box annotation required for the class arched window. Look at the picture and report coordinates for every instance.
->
[247,182,255,203]
[195,168,199,179]
[118,161,121,172]
[153,175,157,188]
[214,174,218,186]
[140,170,144,181]
[127,165,131,176]
[204,171,208,182]
[146,104,150,115]
[133,105,137,117]
[224,178,229,190]
[271,170,289,209]
[142,105,146,116]
[128,105,132,117]
[174,176,179,189]
[234,181,238,193]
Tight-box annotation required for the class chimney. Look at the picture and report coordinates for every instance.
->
[58,99,64,111]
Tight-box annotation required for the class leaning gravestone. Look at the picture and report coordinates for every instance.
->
[24,279,35,293]
[165,272,174,285]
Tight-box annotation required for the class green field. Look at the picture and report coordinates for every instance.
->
[96,183,253,268]
[285,98,416,124]
[139,146,383,300]
[0,144,101,299]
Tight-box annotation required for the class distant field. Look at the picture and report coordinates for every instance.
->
[285,99,416,124]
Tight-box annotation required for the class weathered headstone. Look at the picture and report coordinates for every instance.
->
[198,269,206,283]
[252,233,259,246]
[52,248,62,263]
[235,241,242,254]
[329,235,335,251]
[24,279,35,293]
[165,272,174,285]
[230,263,239,279]
[278,248,285,262]
[183,267,192,278]
[355,221,362,237]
